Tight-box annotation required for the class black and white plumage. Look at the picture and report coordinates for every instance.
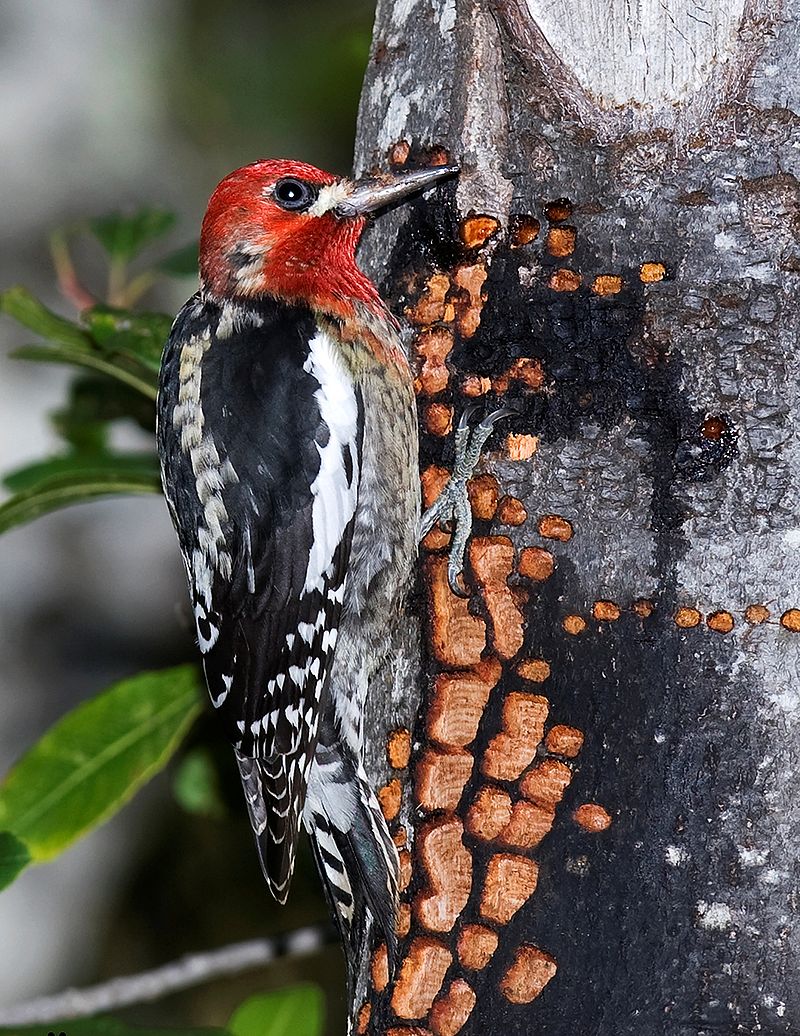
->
[157,161,457,1012]
[158,295,363,899]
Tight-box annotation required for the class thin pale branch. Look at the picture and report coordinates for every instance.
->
[0,926,331,1025]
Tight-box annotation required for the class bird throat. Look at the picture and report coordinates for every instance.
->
[205,213,385,322]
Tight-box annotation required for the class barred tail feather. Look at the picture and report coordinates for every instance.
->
[235,750,303,904]
[306,767,400,978]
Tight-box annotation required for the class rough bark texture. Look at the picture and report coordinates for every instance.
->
[352,1,800,1032]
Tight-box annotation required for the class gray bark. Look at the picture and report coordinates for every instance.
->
[353,1,800,1033]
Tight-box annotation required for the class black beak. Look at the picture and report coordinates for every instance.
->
[336,163,459,217]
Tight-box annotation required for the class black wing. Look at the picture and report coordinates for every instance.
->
[157,295,362,899]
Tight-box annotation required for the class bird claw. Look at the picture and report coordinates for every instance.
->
[420,406,515,596]
[448,568,470,598]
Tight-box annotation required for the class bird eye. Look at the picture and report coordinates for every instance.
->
[272,178,317,212]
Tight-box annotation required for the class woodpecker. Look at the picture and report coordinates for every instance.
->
[156,159,458,971]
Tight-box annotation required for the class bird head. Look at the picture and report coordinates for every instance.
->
[199,159,458,317]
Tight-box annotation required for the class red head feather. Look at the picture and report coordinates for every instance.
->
[199,159,382,317]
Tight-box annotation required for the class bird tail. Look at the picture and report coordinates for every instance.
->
[304,751,400,982]
[235,749,304,904]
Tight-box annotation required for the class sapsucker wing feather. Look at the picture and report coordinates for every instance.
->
[157,295,362,899]
[207,522,355,898]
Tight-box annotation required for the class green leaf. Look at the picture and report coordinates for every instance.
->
[3,453,160,493]
[51,376,156,448]
[11,343,158,400]
[173,748,225,819]
[89,209,177,264]
[0,831,30,890]
[4,291,170,399]
[0,461,161,534]
[0,665,204,862]
[229,985,325,1036]
[158,241,199,277]
[83,306,172,374]
[0,1018,227,1036]
[0,286,90,349]
[53,411,108,455]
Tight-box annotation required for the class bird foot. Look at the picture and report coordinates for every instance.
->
[420,406,515,596]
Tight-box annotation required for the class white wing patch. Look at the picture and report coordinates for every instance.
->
[302,329,360,594]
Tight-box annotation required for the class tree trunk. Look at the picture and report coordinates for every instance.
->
[351,1,800,1033]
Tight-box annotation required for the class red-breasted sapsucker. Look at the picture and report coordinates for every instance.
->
[156,160,458,972]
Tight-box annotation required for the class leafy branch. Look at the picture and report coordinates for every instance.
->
[0,664,204,894]
[0,206,193,534]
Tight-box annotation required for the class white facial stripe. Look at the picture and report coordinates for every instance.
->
[307,181,352,218]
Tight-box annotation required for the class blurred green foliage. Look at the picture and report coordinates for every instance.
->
[173,748,226,819]
[172,0,374,171]
[0,833,29,892]
[0,210,183,536]
[0,665,203,864]
[90,210,178,267]
[229,985,325,1036]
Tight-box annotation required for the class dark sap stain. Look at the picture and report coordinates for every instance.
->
[388,200,738,586]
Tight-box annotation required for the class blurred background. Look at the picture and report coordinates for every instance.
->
[0,1,375,1030]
